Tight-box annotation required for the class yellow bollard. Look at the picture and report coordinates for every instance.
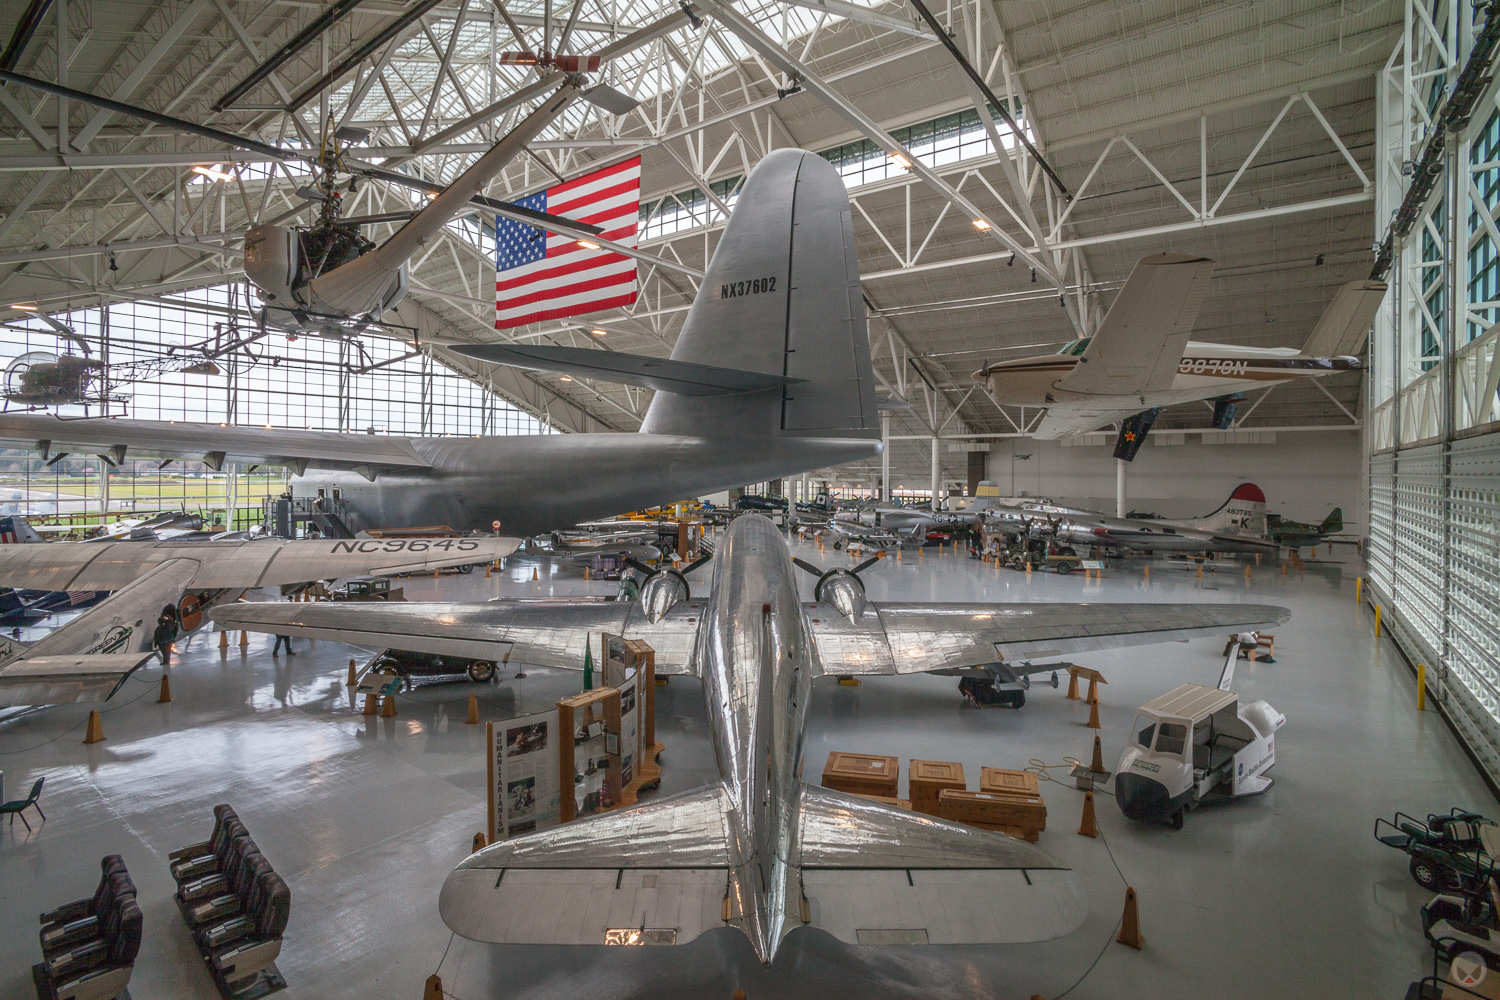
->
[485,564,491,578]
[157,673,172,704]
[1355,576,1363,604]
[1418,664,1427,712]
[1375,604,1382,637]
[1197,564,1203,579]
[434,568,439,578]
[1244,563,1252,580]
[1025,561,1032,576]
[585,566,591,580]
[1143,564,1150,580]
[466,693,480,725]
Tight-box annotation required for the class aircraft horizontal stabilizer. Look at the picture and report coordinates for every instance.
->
[1301,280,1387,358]
[0,654,149,707]
[440,785,736,945]
[797,785,1085,944]
[451,344,802,396]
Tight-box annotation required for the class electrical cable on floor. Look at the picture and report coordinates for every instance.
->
[1021,757,1132,998]
[0,664,166,755]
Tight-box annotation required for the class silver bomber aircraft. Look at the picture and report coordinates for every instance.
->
[0,534,517,705]
[0,149,881,537]
[975,254,1385,458]
[210,513,1289,965]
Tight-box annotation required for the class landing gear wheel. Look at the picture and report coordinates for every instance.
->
[1411,855,1455,892]
[1170,807,1185,830]
[1007,690,1026,709]
[832,541,842,550]
[457,563,475,575]
[467,660,497,683]
[1056,561,1074,575]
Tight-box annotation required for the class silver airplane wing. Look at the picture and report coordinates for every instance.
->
[0,558,198,706]
[208,598,705,675]
[806,601,1290,676]
[1031,402,1143,440]
[0,537,518,591]
[0,413,433,477]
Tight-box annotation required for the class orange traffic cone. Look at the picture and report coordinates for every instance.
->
[347,659,357,685]
[219,630,229,650]
[83,710,105,744]
[424,974,443,1000]
[471,832,488,853]
[157,673,172,704]
[239,629,249,648]
[1116,887,1144,949]
[1087,696,1101,729]
[466,694,480,725]
[362,694,378,716]
[1065,672,1081,701]
[531,567,539,581]
[381,695,398,718]
[1090,735,1105,773]
[1078,790,1098,838]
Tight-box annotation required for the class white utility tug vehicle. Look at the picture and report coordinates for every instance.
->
[1114,646,1285,828]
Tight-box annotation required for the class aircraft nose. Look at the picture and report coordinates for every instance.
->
[1115,772,1173,823]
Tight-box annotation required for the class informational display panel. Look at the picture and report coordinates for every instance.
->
[488,709,561,840]
[619,673,639,788]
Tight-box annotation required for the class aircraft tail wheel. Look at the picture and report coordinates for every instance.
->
[178,594,205,632]
[1050,671,1060,689]
[1171,807,1185,830]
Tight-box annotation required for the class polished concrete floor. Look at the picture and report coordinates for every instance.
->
[0,531,1490,999]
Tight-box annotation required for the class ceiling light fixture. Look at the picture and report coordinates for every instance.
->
[559,375,574,382]
[10,302,38,310]
[972,218,991,231]
[590,328,607,336]
[889,152,912,170]
[191,164,234,182]
[576,240,600,250]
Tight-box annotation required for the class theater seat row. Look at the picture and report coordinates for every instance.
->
[168,803,291,998]
[33,855,142,1000]
[32,805,290,1000]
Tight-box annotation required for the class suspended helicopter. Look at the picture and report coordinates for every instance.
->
[0,41,644,339]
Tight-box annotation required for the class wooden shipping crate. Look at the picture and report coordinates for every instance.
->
[853,793,913,810]
[908,759,967,816]
[979,767,1040,797]
[822,752,899,798]
[937,789,1047,842]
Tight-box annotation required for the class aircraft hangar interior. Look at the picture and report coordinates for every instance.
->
[0,0,1497,997]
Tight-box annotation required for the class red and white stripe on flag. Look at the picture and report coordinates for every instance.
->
[495,156,640,330]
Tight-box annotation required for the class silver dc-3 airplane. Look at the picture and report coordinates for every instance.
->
[0,149,881,538]
[0,532,517,705]
[211,512,1288,965]
[976,254,1386,459]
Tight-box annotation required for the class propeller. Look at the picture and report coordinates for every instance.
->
[628,551,712,622]
[793,553,883,620]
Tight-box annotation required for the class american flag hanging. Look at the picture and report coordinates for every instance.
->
[495,156,641,330]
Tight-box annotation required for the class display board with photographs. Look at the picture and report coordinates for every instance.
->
[488,710,562,840]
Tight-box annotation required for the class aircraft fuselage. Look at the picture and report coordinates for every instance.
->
[699,513,809,964]
[983,341,1360,408]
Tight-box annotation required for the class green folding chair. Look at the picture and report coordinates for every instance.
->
[1,776,45,830]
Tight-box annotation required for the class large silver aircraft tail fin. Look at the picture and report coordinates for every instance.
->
[640,149,879,438]
[1186,482,1268,537]
[1301,279,1388,358]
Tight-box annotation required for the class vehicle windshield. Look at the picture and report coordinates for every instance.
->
[1056,338,1092,357]
[1132,713,1157,749]
[1155,722,1188,757]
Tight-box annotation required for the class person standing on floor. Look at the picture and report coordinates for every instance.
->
[273,634,295,656]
